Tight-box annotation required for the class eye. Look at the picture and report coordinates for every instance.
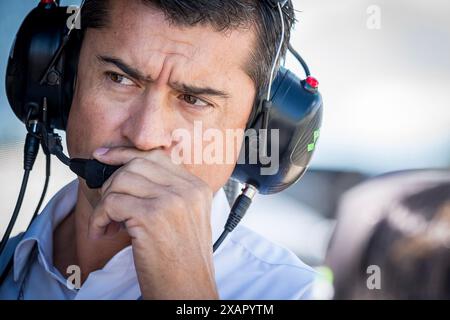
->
[106,72,135,86]
[179,94,210,108]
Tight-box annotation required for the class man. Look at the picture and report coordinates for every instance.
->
[0,0,315,299]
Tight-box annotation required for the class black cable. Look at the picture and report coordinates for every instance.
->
[31,152,51,222]
[0,170,30,256]
[0,169,30,285]
[0,130,39,256]
[213,186,256,252]
[0,131,40,284]
[288,43,311,77]
[213,231,230,252]
[0,151,51,286]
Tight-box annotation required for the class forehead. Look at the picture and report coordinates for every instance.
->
[85,0,256,89]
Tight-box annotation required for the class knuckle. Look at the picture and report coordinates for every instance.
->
[127,157,147,171]
[103,192,120,207]
[115,169,130,182]
[102,175,119,194]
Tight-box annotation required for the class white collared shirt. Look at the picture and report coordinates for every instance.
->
[0,179,315,300]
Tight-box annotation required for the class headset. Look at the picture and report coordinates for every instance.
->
[0,0,323,282]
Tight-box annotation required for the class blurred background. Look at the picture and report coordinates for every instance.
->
[0,0,449,271]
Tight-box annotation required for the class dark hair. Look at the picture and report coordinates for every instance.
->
[340,182,450,299]
[81,0,296,109]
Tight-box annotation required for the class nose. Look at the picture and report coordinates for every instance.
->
[121,88,173,151]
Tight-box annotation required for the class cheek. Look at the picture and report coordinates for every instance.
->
[66,97,97,158]
[187,163,237,193]
[66,89,121,158]
[66,95,107,209]
[178,131,245,193]
[67,103,104,209]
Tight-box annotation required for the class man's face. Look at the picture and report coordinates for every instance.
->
[66,0,256,205]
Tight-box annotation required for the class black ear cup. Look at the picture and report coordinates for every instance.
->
[6,3,81,130]
[231,68,323,194]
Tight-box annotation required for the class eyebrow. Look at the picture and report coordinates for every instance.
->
[98,55,150,82]
[97,55,230,99]
[170,82,229,99]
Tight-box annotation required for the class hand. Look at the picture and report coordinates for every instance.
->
[89,147,219,299]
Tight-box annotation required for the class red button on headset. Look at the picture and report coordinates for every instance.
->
[304,76,319,93]
[306,76,319,88]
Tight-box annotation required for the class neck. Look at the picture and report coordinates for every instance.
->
[53,183,131,283]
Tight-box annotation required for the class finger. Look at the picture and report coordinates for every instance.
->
[103,221,125,239]
[100,158,178,195]
[122,158,191,187]
[88,192,143,239]
[94,147,190,179]
[93,146,164,166]
[102,169,168,199]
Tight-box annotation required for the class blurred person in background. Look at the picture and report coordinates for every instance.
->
[325,169,450,299]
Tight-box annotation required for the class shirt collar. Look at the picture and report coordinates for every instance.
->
[13,178,231,281]
[13,179,79,282]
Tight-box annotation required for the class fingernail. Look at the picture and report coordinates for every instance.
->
[94,147,109,156]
